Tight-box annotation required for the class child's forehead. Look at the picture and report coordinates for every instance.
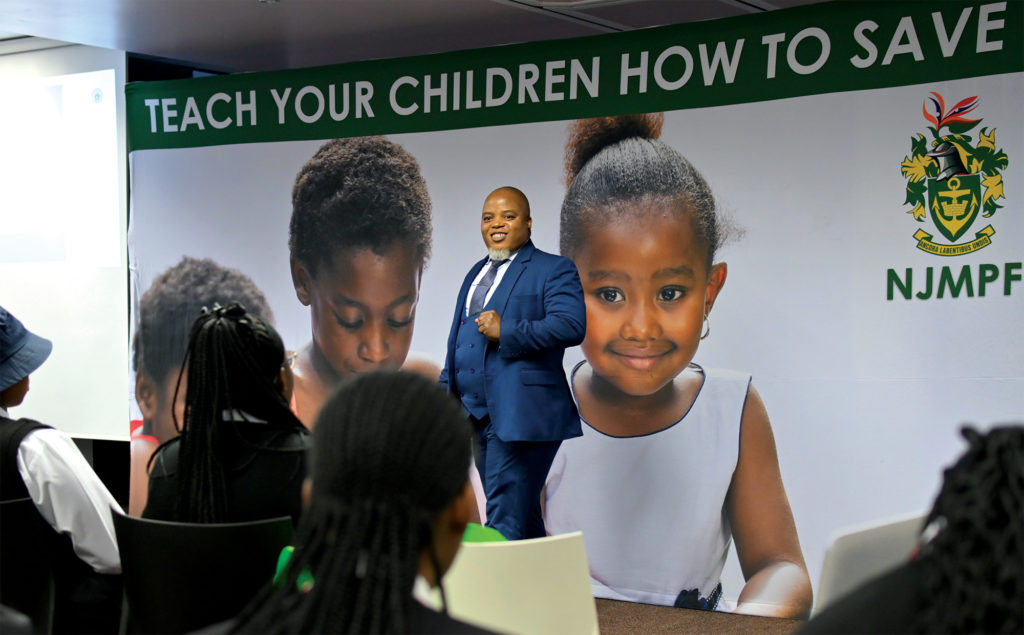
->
[577,212,707,273]
[313,244,422,300]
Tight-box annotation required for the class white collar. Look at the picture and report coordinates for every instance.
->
[0,406,9,418]
[411,574,443,611]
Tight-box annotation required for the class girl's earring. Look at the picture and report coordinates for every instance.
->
[700,313,710,340]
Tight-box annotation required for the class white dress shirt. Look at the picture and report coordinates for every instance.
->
[2,406,123,574]
[465,249,519,316]
[412,574,443,610]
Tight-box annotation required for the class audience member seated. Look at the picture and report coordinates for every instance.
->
[130,257,278,516]
[221,370,494,634]
[143,302,309,524]
[0,306,123,633]
[130,256,277,516]
[801,424,1023,634]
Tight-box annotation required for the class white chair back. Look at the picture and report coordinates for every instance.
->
[443,531,598,634]
[814,511,925,615]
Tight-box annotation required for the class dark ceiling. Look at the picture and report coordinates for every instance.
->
[0,0,825,73]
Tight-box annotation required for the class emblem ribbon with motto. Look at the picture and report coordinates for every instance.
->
[900,93,1008,256]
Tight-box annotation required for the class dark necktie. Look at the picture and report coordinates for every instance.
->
[468,259,505,315]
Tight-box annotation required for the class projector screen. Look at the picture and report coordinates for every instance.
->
[0,43,128,439]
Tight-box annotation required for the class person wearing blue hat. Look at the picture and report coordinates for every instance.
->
[1,306,123,632]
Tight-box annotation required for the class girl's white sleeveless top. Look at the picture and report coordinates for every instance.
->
[544,363,750,607]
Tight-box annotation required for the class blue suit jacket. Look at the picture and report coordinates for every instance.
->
[440,240,586,442]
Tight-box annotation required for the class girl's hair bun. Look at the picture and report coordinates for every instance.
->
[564,113,664,187]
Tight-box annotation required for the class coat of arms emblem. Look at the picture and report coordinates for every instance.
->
[900,93,1008,256]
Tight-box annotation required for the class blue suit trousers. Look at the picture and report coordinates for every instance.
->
[471,414,560,540]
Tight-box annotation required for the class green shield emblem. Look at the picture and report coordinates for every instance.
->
[928,174,981,242]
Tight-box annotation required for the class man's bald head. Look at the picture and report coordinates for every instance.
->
[481,187,532,257]
[485,187,530,220]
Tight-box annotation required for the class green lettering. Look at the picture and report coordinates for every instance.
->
[1005,262,1022,296]
[937,265,973,298]
[978,263,999,296]
[916,267,933,300]
[887,268,912,300]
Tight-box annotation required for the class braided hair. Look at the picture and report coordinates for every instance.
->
[164,302,304,524]
[233,370,471,634]
[560,114,726,270]
[289,136,432,279]
[914,425,1023,633]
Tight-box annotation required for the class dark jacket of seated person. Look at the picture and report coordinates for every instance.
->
[142,302,309,525]
[227,371,497,635]
[143,419,308,525]
[197,599,493,635]
[0,306,123,634]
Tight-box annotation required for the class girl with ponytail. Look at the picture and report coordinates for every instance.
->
[544,114,812,617]
[231,370,489,634]
[143,302,309,524]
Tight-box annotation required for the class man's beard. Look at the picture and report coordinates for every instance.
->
[487,248,512,261]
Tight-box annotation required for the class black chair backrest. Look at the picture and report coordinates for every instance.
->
[0,497,56,634]
[112,510,293,634]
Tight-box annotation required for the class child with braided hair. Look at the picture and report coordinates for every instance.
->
[288,136,438,428]
[130,257,277,516]
[229,370,492,634]
[143,302,309,524]
[543,114,812,617]
[911,425,1024,633]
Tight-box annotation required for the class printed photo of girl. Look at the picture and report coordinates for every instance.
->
[543,114,812,618]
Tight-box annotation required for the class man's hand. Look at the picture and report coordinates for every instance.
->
[476,310,501,341]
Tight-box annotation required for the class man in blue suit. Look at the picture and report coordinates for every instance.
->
[440,186,585,540]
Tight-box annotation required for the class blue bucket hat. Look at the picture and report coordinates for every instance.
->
[0,306,53,392]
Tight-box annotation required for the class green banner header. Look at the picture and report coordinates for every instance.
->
[126,0,1022,151]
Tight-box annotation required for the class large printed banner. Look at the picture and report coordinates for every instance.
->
[126,0,1023,612]
[128,1,1021,147]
